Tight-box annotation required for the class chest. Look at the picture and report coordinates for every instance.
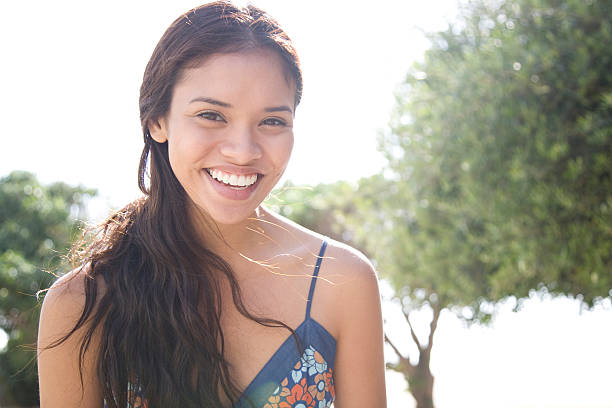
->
[219,310,337,408]
[217,254,338,402]
[218,268,311,390]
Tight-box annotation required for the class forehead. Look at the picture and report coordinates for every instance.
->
[172,50,296,107]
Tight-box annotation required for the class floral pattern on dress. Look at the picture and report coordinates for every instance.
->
[105,346,334,408]
[264,346,334,408]
[103,382,147,408]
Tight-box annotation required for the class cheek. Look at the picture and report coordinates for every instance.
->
[166,138,204,201]
[167,126,213,171]
[166,140,189,179]
[271,135,294,176]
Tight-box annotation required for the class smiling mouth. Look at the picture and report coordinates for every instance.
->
[205,168,260,190]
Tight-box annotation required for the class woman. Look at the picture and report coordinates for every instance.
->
[37,2,386,407]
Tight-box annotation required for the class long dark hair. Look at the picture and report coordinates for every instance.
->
[50,2,303,407]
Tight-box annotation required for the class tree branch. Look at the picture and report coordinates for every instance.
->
[384,332,415,377]
[426,305,442,355]
[404,313,424,350]
[403,309,424,351]
[384,332,403,360]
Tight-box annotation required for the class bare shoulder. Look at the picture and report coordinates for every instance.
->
[323,239,378,283]
[262,207,375,270]
[41,268,86,323]
[38,266,106,407]
[320,241,387,406]
[322,240,381,321]
[39,266,104,334]
[39,263,111,350]
[263,208,379,291]
[261,208,381,331]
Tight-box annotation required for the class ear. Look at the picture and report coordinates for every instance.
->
[148,118,168,143]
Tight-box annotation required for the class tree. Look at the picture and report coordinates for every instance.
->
[0,171,94,406]
[274,0,611,406]
[377,0,612,405]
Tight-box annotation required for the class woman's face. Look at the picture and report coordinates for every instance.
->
[150,50,296,225]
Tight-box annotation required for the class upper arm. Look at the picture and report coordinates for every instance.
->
[37,271,104,408]
[330,246,387,407]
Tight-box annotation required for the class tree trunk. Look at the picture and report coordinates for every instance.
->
[385,303,441,408]
[404,349,434,408]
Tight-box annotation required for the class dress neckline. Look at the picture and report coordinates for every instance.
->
[235,316,336,407]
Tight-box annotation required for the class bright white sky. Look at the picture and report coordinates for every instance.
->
[1,1,610,407]
[0,0,446,211]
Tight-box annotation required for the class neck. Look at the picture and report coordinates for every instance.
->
[192,205,278,262]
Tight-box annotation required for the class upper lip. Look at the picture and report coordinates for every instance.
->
[205,165,263,176]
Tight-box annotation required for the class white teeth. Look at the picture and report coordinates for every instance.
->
[208,169,258,187]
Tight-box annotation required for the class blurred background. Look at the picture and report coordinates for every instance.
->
[1,0,610,406]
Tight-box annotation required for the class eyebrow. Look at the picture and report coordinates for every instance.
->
[189,97,293,114]
[265,105,293,114]
[189,97,231,108]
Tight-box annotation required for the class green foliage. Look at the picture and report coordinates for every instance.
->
[269,2,611,406]
[379,0,612,314]
[273,0,611,323]
[0,171,95,406]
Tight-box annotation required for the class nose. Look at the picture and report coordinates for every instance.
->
[219,125,263,164]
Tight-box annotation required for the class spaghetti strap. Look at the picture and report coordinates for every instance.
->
[305,240,328,319]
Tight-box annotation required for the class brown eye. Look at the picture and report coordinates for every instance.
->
[261,117,286,127]
[198,111,225,122]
